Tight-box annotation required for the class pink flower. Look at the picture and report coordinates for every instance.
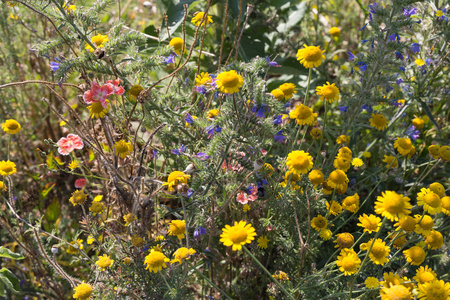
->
[74,178,87,188]
[236,191,249,204]
[57,134,84,155]
[107,79,125,95]
[83,82,115,108]
[260,149,268,156]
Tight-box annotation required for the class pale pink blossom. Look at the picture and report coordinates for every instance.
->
[236,191,249,204]
[83,81,114,108]
[74,178,87,188]
[57,134,84,155]
[107,79,125,95]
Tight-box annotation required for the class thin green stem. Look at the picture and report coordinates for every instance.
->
[243,246,295,300]
[187,261,233,300]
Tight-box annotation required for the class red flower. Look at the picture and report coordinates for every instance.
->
[83,82,114,108]
[107,79,125,95]
[74,178,87,188]
[57,134,84,155]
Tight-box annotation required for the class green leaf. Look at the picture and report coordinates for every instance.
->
[159,0,196,41]
[0,268,21,294]
[45,197,61,223]
[88,149,95,162]
[229,0,247,21]
[0,247,24,260]
[276,2,307,33]
[417,98,441,133]
[40,183,56,199]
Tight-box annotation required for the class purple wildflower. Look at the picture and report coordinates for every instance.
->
[163,53,176,64]
[338,106,348,112]
[403,6,417,18]
[50,62,60,72]
[274,130,286,143]
[411,43,421,53]
[406,126,420,141]
[273,115,283,125]
[195,152,210,160]
[194,227,207,238]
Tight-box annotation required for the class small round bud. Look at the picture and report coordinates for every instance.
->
[51,246,58,254]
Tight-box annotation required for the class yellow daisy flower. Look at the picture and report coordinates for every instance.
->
[365,277,380,289]
[417,188,442,214]
[357,214,382,234]
[257,236,269,249]
[441,196,450,215]
[88,100,110,119]
[417,279,450,300]
[69,190,87,206]
[191,12,213,27]
[319,229,332,240]
[207,109,219,119]
[374,191,412,221]
[333,156,351,172]
[123,213,136,226]
[220,220,256,251]
[163,171,190,192]
[171,247,196,264]
[336,135,350,144]
[0,160,17,176]
[382,155,398,169]
[310,215,327,232]
[360,238,390,265]
[369,113,388,130]
[412,117,424,129]
[329,27,341,37]
[85,33,109,52]
[394,216,416,233]
[438,145,450,161]
[2,119,21,134]
[308,169,324,187]
[195,72,212,86]
[316,82,340,103]
[144,250,170,273]
[277,83,297,99]
[289,104,317,126]
[169,37,184,55]
[394,138,413,156]
[270,88,285,101]
[296,44,326,69]
[168,219,187,240]
[216,70,243,94]
[334,232,354,249]
[336,248,360,276]
[310,128,322,139]
[326,200,342,216]
[428,182,445,198]
[414,215,434,236]
[424,230,443,250]
[286,150,313,175]
[114,140,133,159]
[380,284,412,300]
[328,170,349,191]
[73,282,93,300]
[351,158,364,167]
[428,145,440,159]
[403,245,426,266]
[96,254,114,271]
[414,266,437,284]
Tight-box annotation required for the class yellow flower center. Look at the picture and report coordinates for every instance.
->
[341,256,356,270]
[419,216,434,230]
[220,73,240,87]
[384,193,405,213]
[303,47,324,62]
[382,285,411,300]
[228,227,248,244]
[408,247,425,263]
[399,216,415,232]
[398,138,412,150]
[115,143,129,153]
[423,193,441,208]
[1,165,13,173]
[6,123,19,130]
[296,105,313,119]
[291,155,310,169]
[420,272,435,283]
[371,243,386,259]
[329,170,346,184]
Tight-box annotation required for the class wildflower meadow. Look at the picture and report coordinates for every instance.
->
[1,0,449,299]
